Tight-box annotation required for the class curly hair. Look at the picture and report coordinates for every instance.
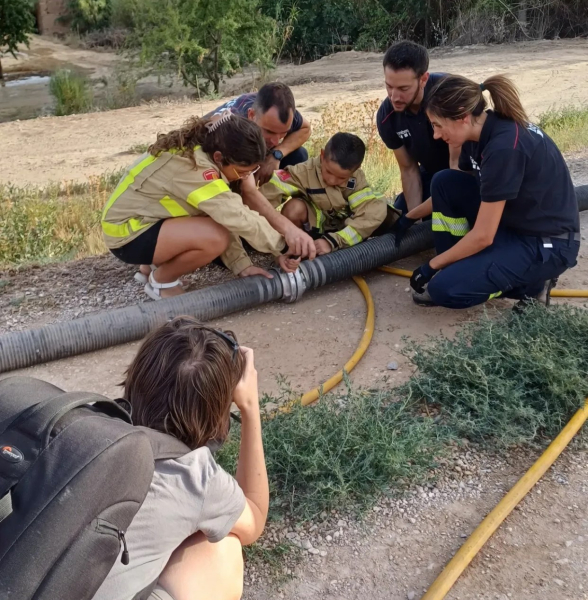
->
[148,114,266,166]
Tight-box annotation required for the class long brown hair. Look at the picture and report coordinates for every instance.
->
[426,74,529,126]
[148,114,266,166]
[124,316,246,449]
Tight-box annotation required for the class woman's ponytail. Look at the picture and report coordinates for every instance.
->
[482,74,528,126]
[427,73,528,127]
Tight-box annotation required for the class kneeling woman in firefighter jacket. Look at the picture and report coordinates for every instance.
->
[102,112,299,300]
[403,74,580,309]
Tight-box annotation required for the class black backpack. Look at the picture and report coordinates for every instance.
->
[0,376,189,600]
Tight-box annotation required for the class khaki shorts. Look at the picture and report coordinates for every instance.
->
[148,585,175,600]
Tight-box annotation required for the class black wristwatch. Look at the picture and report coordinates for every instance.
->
[272,149,284,161]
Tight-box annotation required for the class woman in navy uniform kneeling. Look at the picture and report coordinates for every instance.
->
[402,74,580,309]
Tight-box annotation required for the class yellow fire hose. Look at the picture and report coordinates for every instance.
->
[551,289,588,297]
[378,266,588,298]
[298,266,588,407]
[421,398,588,600]
[299,276,375,406]
[294,264,588,599]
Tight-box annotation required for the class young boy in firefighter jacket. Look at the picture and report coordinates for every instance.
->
[260,133,399,255]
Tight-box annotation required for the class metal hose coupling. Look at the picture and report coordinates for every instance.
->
[271,267,307,303]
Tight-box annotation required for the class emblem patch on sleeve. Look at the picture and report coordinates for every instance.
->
[203,169,219,181]
[346,178,357,190]
[277,169,292,181]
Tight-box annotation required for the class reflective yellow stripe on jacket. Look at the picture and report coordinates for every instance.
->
[336,225,363,246]
[309,200,326,231]
[102,218,152,238]
[269,172,299,197]
[187,179,230,209]
[348,187,377,211]
[159,196,189,217]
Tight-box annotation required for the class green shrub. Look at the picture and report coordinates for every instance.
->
[218,305,588,521]
[103,65,140,109]
[402,304,588,446]
[0,173,121,267]
[111,0,138,28]
[218,385,445,520]
[66,0,112,32]
[49,70,94,116]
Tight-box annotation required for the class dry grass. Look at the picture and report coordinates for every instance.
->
[539,105,588,153]
[307,99,401,198]
[0,174,121,268]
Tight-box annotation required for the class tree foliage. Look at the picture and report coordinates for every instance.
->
[54,0,588,85]
[128,0,275,94]
[65,0,112,32]
[0,0,35,82]
[261,0,588,61]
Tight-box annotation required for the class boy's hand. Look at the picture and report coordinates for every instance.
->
[233,347,259,413]
[277,254,301,273]
[314,238,332,255]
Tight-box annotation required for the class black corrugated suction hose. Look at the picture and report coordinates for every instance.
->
[0,224,433,373]
[577,184,588,212]
[1,184,586,374]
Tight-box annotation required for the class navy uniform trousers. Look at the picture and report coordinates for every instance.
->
[427,170,580,309]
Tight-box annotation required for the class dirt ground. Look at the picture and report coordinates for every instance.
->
[2,37,588,186]
[1,39,588,599]
[247,446,588,600]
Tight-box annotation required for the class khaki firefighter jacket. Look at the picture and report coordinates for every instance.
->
[101,147,285,274]
[259,157,388,249]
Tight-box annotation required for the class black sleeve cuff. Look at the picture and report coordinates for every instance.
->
[322,233,340,250]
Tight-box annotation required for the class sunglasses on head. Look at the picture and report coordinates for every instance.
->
[197,325,239,362]
[212,328,239,361]
[206,327,242,423]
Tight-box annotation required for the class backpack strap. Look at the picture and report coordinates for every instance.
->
[0,392,131,499]
[0,392,131,445]
[136,427,190,460]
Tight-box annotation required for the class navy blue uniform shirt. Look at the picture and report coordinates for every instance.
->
[377,73,449,175]
[210,93,304,134]
[459,110,579,237]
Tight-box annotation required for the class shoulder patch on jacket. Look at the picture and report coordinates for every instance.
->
[276,169,292,181]
[346,178,356,190]
[203,169,219,181]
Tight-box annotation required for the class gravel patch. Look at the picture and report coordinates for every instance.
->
[0,252,274,334]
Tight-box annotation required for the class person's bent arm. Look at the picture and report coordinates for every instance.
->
[241,175,317,259]
[429,201,505,270]
[406,197,433,221]
[393,146,423,212]
[230,348,269,546]
[275,116,312,158]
